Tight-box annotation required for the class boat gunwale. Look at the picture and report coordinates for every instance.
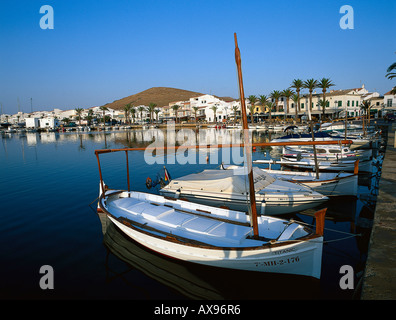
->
[98,190,322,252]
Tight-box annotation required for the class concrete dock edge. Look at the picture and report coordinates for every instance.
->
[361,125,396,299]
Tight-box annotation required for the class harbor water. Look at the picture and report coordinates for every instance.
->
[0,128,382,299]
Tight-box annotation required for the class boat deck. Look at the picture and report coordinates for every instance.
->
[107,196,255,246]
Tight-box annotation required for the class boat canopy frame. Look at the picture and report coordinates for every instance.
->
[94,139,353,199]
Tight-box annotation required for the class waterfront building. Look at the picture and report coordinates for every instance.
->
[39,117,60,130]
[271,85,380,120]
[384,90,396,112]
[25,117,40,129]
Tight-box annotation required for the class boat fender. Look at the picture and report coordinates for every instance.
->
[146,177,152,189]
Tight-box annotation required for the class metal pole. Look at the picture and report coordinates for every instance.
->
[125,150,130,192]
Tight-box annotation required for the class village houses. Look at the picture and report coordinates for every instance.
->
[1,85,394,128]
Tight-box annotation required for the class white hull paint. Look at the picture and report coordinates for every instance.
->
[263,169,358,197]
[160,189,327,215]
[100,190,324,279]
[110,217,323,278]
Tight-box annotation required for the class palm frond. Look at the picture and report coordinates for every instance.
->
[386,62,396,73]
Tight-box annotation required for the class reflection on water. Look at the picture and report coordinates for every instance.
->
[97,211,320,300]
[0,128,383,299]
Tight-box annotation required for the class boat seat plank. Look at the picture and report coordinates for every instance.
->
[206,222,252,242]
[108,197,253,245]
[277,223,301,241]
[150,210,196,228]
[109,198,148,214]
[151,207,252,244]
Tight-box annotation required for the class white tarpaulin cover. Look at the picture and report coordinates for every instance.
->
[166,167,276,195]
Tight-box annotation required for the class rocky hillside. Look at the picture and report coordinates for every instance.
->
[99,87,235,110]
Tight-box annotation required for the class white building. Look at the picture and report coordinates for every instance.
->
[272,84,380,119]
[26,117,40,129]
[188,94,236,123]
[39,117,60,129]
[384,89,396,112]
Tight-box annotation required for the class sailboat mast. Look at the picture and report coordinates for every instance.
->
[234,33,259,239]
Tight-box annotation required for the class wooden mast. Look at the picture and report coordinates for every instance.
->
[234,33,259,239]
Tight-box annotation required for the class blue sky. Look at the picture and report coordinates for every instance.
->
[0,0,395,114]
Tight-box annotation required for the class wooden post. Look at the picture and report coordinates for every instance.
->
[234,33,259,239]
[95,151,105,199]
[315,208,327,236]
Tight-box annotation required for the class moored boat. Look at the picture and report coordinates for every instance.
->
[159,167,328,215]
[221,164,358,197]
[254,157,372,173]
[282,145,372,162]
[97,186,325,278]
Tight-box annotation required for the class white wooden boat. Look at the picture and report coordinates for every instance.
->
[221,164,358,197]
[265,169,358,197]
[282,145,372,162]
[159,167,328,215]
[327,131,377,150]
[97,187,325,279]
[319,122,361,132]
[254,157,372,173]
[270,132,339,145]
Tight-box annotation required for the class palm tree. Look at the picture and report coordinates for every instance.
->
[386,61,396,94]
[266,101,275,122]
[291,93,300,120]
[99,106,108,125]
[258,95,268,121]
[211,105,218,123]
[123,104,131,124]
[147,103,157,124]
[270,90,281,113]
[232,105,239,124]
[281,89,294,116]
[192,106,199,124]
[138,106,145,123]
[303,79,318,114]
[130,107,136,124]
[171,104,180,124]
[247,95,257,124]
[317,99,328,119]
[154,108,160,123]
[75,108,84,126]
[86,109,94,126]
[291,79,303,112]
[318,78,335,117]
[386,62,396,80]
[360,100,371,135]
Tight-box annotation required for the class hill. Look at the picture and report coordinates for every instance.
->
[100,87,203,110]
[99,87,235,110]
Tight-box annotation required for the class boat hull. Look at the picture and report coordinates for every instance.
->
[264,170,358,197]
[108,216,323,279]
[159,189,327,215]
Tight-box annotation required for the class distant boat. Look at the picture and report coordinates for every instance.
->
[282,145,372,162]
[221,164,358,197]
[319,122,362,132]
[254,157,372,173]
[270,132,339,144]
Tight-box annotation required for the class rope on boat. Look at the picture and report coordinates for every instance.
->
[291,219,362,243]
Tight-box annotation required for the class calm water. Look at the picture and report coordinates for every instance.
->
[0,129,381,300]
